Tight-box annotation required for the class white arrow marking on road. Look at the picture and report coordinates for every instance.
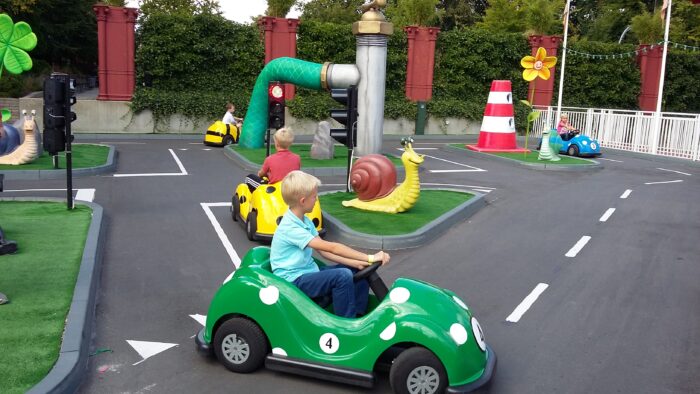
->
[566,236,591,258]
[506,283,549,323]
[190,314,207,326]
[126,340,178,365]
[113,149,188,177]
[201,202,241,268]
[645,179,683,185]
[656,168,691,176]
[75,188,95,202]
[599,208,616,222]
[620,189,633,199]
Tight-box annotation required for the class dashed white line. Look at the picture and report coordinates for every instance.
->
[656,168,691,176]
[645,179,683,185]
[620,189,632,199]
[597,157,623,163]
[565,236,591,258]
[506,283,549,323]
[200,202,240,268]
[599,208,616,222]
[113,149,188,177]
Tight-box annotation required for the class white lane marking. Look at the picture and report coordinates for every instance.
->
[656,168,691,176]
[599,208,616,222]
[645,179,683,185]
[75,188,96,202]
[179,148,188,151]
[565,236,592,258]
[201,202,241,268]
[188,142,202,145]
[202,148,212,151]
[620,189,632,199]
[114,149,188,177]
[319,183,495,193]
[190,314,207,326]
[402,147,438,150]
[597,157,623,163]
[397,148,486,172]
[127,340,178,366]
[430,169,482,173]
[506,283,549,323]
[98,142,146,144]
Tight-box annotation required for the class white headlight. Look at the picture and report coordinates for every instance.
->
[591,143,597,150]
[471,317,486,352]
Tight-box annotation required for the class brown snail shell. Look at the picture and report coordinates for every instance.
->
[351,154,397,201]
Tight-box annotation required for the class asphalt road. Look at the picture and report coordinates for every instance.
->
[5,136,699,394]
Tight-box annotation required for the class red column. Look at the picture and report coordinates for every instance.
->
[258,17,299,100]
[527,35,562,107]
[637,44,663,112]
[404,26,440,102]
[93,5,138,101]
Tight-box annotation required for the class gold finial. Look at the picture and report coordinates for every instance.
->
[353,0,393,35]
[360,0,387,22]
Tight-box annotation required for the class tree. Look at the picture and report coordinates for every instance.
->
[477,0,526,33]
[137,0,221,19]
[524,0,564,35]
[630,10,663,44]
[436,0,487,30]
[299,0,364,24]
[386,0,440,28]
[267,0,297,17]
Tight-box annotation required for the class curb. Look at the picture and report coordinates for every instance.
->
[0,198,105,394]
[320,188,486,250]
[443,144,603,172]
[1,144,118,180]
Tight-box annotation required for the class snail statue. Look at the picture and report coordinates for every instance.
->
[0,110,39,165]
[537,129,560,161]
[342,137,424,214]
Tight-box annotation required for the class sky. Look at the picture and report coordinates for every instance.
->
[125,1,306,24]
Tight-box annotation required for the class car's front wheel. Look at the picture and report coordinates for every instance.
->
[231,194,240,222]
[246,210,258,241]
[567,144,579,156]
[223,135,234,145]
[213,317,269,373]
[390,347,447,394]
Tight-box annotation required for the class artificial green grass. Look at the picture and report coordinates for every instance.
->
[0,202,92,394]
[231,144,402,167]
[320,190,473,235]
[0,144,110,171]
[449,144,593,164]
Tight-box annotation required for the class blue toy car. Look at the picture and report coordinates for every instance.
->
[540,130,601,157]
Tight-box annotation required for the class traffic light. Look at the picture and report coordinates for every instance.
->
[329,85,358,149]
[268,81,285,130]
[42,73,77,155]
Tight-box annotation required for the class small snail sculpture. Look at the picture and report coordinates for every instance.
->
[342,137,424,214]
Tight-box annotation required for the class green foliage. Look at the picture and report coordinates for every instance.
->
[386,0,441,28]
[523,0,563,35]
[671,0,700,45]
[299,0,364,24]
[630,11,663,44]
[663,50,700,113]
[267,0,298,17]
[436,0,486,30]
[477,0,525,33]
[137,0,221,20]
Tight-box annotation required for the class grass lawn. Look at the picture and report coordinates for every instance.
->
[320,190,473,235]
[231,144,402,167]
[449,144,594,165]
[0,144,110,171]
[0,201,92,394]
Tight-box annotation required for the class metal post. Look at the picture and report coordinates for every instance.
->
[650,0,673,155]
[65,76,73,210]
[555,0,572,123]
[415,101,426,135]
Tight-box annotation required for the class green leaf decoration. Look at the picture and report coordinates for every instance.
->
[519,99,532,108]
[527,110,541,122]
[0,14,37,75]
[1,108,10,122]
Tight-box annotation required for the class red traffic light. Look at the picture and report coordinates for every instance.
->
[269,83,284,99]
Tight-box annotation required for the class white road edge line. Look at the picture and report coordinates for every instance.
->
[620,189,632,199]
[645,179,683,185]
[320,182,496,191]
[599,208,615,222]
[506,283,549,323]
[656,168,691,176]
[113,149,188,177]
[201,202,241,268]
[565,236,591,258]
[429,169,481,173]
[597,157,623,163]
[397,148,486,171]
[75,188,96,202]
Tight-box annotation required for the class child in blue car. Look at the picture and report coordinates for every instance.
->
[270,170,390,318]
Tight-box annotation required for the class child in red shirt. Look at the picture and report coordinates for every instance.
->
[245,128,300,190]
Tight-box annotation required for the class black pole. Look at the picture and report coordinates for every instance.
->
[266,128,271,157]
[346,148,351,193]
[65,76,73,210]
[52,155,59,169]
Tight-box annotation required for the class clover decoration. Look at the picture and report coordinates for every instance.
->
[0,14,37,122]
[519,47,557,157]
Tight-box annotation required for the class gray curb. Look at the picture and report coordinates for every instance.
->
[320,188,486,250]
[443,144,603,171]
[0,198,105,394]
[1,144,118,180]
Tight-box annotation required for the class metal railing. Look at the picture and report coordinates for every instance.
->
[532,106,700,161]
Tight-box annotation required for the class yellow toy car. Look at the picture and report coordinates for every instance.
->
[232,181,324,241]
[204,121,239,146]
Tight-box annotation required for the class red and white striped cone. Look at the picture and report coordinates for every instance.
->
[467,80,528,153]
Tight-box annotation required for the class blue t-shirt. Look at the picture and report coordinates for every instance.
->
[271,210,320,282]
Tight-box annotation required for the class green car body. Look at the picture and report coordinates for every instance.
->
[196,247,496,393]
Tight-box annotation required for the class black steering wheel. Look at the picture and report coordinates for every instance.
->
[353,262,381,282]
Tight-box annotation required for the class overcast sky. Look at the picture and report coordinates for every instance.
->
[125,0,306,24]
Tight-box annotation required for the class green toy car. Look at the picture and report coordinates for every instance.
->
[195,247,496,393]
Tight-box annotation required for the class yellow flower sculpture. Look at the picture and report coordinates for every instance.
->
[521,47,557,81]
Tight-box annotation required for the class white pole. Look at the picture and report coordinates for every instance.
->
[651,0,672,155]
[555,0,572,129]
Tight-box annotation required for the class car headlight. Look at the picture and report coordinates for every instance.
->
[591,142,597,150]
[582,140,588,145]
[471,317,486,352]
[452,295,469,312]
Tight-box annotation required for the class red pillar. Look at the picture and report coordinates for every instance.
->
[527,35,562,107]
[637,44,663,112]
[404,26,440,102]
[258,17,299,100]
[93,5,138,101]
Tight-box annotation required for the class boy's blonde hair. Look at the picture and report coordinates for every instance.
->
[282,170,321,207]
[274,127,294,149]
[560,113,569,119]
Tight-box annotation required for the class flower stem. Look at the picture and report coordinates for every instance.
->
[524,79,537,158]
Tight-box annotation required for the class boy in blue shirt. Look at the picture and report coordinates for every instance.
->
[271,170,390,318]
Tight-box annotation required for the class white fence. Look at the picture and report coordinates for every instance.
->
[532,106,700,161]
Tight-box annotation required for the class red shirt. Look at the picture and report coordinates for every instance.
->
[261,149,301,184]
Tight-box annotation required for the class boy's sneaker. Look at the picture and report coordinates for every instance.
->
[0,240,18,255]
[0,292,8,305]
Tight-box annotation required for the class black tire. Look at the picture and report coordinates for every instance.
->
[213,317,269,373]
[567,144,579,157]
[223,135,234,145]
[231,194,240,222]
[246,210,257,241]
[390,347,447,394]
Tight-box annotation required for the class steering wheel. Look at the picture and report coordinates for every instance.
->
[353,262,381,282]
